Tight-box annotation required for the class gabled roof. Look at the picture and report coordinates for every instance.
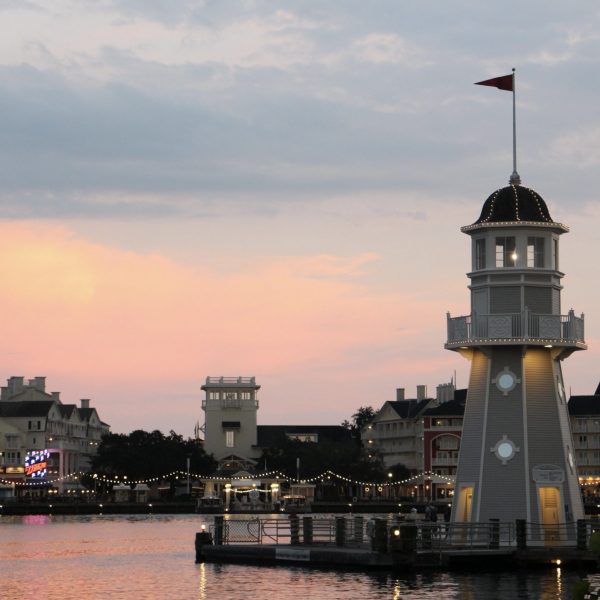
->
[387,399,432,419]
[568,395,600,416]
[424,398,466,417]
[0,401,55,418]
[256,425,351,447]
[423,390,467,417]
[79,407,98,422]
[58,404,77,419]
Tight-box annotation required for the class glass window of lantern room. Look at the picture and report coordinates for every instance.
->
[475,238,486,269]
[495,237,516,267]
[527,237,545,268]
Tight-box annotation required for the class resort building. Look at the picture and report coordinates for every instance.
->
[0,376,109,494]
[569,384,600,481]
[361,385,433,471]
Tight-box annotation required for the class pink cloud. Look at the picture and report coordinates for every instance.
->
[0,221,472,431]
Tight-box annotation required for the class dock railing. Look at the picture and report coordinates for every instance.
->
[209,516,599,552]
[446,309,585,346]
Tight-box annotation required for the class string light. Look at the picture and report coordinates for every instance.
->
[0,468,455,488]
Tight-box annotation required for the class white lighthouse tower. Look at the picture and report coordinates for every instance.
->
[446,181,586,533]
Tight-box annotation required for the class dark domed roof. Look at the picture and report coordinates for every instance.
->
[475,184,553,224]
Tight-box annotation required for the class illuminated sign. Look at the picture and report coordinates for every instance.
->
[25,449,50,478]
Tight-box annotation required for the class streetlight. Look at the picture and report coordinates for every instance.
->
[186,455,191,496]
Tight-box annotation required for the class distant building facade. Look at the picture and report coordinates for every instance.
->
[361,385,433,471]
[0,376,109,494]
[569,383,600,480]
[200,376,351,472]
[201,376,261,470]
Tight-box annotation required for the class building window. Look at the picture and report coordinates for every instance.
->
[527,237,545,268]
[553,239,559,270]
[225,431,235,448]
[28,421,32,430]
[209,391,219,400]
[495,237,517,267]
[475,238,486,270]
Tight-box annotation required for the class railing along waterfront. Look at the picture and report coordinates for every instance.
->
[446,310,585,345]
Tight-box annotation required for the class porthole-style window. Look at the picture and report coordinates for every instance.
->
[493,368,520,396]
[491,436,520,465]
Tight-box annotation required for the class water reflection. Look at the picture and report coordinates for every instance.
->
[0,514,592,599]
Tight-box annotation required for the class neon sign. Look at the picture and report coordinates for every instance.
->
[25,449,50,478]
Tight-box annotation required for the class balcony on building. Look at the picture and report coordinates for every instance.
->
[445,308,586,350]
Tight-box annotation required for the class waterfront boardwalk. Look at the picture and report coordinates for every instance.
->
[195,515,600,570]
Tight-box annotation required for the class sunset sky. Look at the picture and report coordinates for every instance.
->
[2,2,600,434]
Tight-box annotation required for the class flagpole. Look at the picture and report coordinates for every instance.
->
[510,68,520,185]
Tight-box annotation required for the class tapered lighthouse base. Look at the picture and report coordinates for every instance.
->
[452,346,582,533]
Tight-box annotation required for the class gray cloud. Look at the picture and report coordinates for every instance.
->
[1,2,600,217]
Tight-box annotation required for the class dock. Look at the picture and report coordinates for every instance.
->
[194,515,600,570]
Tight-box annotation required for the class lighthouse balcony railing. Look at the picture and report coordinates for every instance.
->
[447,310,585,345]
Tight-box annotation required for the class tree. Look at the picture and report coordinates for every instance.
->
[91,429,216,480]
[259,431,383,482]
[342,406,376,444]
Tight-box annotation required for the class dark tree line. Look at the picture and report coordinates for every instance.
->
[91,429,216,479]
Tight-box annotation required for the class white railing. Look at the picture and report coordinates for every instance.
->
[447,309,584,345]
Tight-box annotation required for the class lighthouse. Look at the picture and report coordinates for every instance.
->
[446,181,586,533]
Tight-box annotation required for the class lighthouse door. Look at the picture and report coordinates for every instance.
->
[457,486,473,522]
[539,486,561,543]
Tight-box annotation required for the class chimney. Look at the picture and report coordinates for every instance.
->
[396,388,405,401]
[80,399,90,409]
[8,376,24,395]
[416,385,427,400]
[436,382,455,403]
[51,391,61,402]
[29,377,46,391]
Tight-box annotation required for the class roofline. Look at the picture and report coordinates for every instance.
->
[461,221,569,234]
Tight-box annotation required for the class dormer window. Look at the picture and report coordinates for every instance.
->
[475,239,486,270]
[495,237,517,267]
[527,237,545,268]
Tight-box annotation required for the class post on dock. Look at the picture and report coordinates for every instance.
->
[302,516,313,545]
[335,516,346,547]
[577,519,588,550]
[516,519,527,550]
[372,519,387,552]
[489,519,500,549]
[289,514,300,545]
[214,516,224,546]
[353,516,364,544]
[399,522,417,552]
[195,529,213,563]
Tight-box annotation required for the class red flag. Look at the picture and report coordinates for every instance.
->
[475,74,513,92]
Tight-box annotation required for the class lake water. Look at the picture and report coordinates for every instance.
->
[0,513,597,599]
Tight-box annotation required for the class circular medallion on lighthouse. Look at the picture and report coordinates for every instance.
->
[490,436,520,465]
[492,367,520,396]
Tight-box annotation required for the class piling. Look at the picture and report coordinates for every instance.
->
[353,516,364,544]
[303,516,313,545]
[289,514,300,545]
[373,519,387,553]
[214,516,224,546]
[516,519,527,550]
[335,516,346,547]
[489,519,500,549]
[577,519,587,551]
[195,530,213,563]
